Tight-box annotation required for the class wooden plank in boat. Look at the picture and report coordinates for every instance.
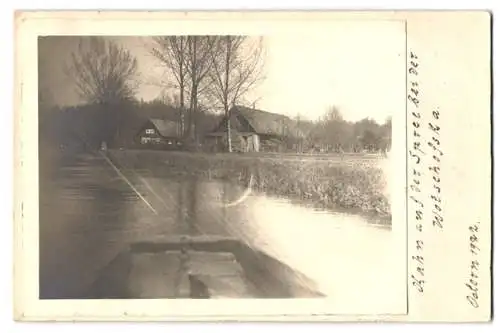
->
[186,251,255,298]
[128,251,182,298]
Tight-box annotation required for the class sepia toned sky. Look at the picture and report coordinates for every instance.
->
[38,21,405,124]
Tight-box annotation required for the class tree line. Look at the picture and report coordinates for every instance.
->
[62,36,263,151]
[45,36,390,154]
[294,106,392,153]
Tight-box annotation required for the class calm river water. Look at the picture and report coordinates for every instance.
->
[39,152,401,309]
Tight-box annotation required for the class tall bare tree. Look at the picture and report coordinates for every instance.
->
[150,36,188,133]
[65,37,138,147]
[66,37,138,105]
[206,36,264,152]
[184,36,218,143]
[150,36,217,143]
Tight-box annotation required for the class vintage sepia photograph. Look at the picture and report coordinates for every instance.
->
[13,10,492,322]
[37,24,407,308]
[10,8,495,323]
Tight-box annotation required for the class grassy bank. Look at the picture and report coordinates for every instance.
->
[109,149,391,222]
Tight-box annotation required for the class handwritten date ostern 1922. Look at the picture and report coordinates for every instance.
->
[466,223,481,308]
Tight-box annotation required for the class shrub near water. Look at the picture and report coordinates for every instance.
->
[110,150,391,221]
[246,158,390,219]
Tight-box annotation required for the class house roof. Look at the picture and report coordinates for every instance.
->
[149,118,180,138]
[122,106,181,138]
[231,105,305,138]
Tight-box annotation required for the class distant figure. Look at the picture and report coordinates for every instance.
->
[188,274,211,299]
[339,146,345,160]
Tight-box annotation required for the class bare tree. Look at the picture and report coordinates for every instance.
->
[64,37,139,148]
[207,36,265,152]
[314,106,352,152]
[184,36,218,143]
[149,36,217,143]
[65,37,138,105]
[150,37,188,133]
[321,105,343,122]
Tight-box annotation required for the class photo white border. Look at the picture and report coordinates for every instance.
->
[15,11,409,321]
[5,5,492,326]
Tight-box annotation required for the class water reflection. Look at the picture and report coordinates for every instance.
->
[186,176,200,235]
[40,153,395,301]
[39,154,133,299]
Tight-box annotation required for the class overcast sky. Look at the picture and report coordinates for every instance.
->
[39,21,405,124]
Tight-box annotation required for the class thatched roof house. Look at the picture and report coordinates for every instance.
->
[110,105,183,147]
[209,105,305,139]
[113,104,207,148]
[206,105,305,152]
[135,117,183,149]
[147,118,180,138]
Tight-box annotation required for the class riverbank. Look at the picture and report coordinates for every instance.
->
[37,149,398,303]
[108,149,391,222]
